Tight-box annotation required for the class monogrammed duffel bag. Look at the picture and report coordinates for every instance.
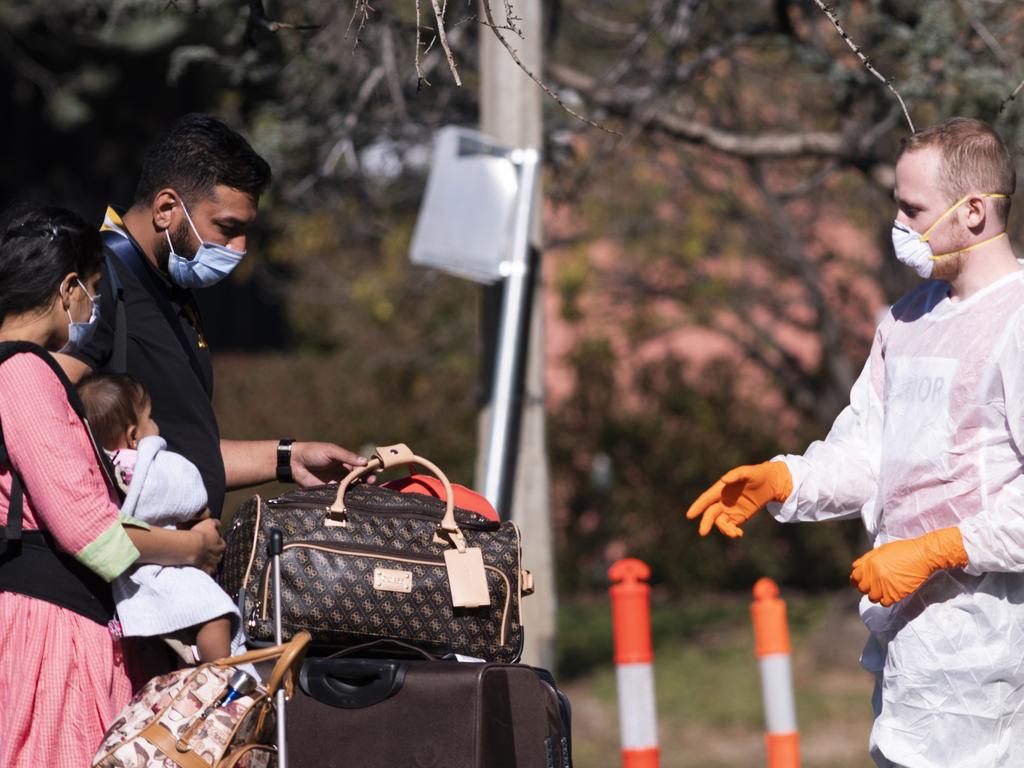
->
[219,444,533,663]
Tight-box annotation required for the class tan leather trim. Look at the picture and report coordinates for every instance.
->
[329,456,383,518]
[255,698,274,735]
[521,569,535,596]
[374,442,416,468]
[218,743,277,768]
[240,495,264,594]
[218,631,310,697]
[328,445,462,536]
[139,722,211,768]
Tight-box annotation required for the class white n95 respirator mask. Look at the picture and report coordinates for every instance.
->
[891,221,936,278]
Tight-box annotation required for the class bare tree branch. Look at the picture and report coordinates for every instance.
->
[380,25,408,119]
[568,7,640,36]
[807,0,914,133]
[429,0,461,85]
[247,0,319,36]
[551,62,855,159]
[414,0,428,87]
[779,160,840,201]
[1000,75,1024,115]
[601,0,670,87]
[957,0,1012,69]
[479,0,617,133]
[345,0,374,45]
[670,30,752,85]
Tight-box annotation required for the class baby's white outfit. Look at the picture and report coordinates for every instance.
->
[112,435,243,658]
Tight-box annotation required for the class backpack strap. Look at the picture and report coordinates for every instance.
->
[0,441,23,555]
[104,253,128,374]
[0,340,123,552]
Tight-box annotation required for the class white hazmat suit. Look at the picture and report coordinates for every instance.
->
[769,270,1024,768]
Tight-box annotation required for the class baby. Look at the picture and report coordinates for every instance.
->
[77,372,240,663]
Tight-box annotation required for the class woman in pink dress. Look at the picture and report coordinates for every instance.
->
[0,207,225,768]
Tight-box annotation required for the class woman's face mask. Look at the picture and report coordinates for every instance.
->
[59,278,100,354]
[166,200,245,289]
[891,193,1007,278]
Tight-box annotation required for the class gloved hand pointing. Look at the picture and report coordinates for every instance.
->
[850,526,968,607]
[685,461,793,538]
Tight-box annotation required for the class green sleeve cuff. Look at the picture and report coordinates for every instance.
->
[76,520,141,581]
[120,513,151,530]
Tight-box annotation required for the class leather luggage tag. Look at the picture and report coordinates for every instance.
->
[444,547,491,608]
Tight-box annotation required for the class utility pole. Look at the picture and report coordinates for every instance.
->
[478,0,556,671]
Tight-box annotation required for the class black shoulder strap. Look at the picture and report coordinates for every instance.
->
[0,342,123,554]
[101,230,209,394]
[105,253,128,373]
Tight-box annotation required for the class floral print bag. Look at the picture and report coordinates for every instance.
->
[92,632,310,768]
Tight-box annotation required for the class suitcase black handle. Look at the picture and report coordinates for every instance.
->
[299,658,409,709]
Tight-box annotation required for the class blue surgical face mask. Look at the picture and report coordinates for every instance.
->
[166,200,246,289]
[59,279,100,354]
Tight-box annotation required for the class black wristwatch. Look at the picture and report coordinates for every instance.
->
[276,439,295,483]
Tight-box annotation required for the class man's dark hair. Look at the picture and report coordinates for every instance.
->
[133,113,272,206]
[0,207,104,326]
[77,372,150,450]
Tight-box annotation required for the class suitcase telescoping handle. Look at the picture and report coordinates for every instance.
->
[329,443,466,548]
[270,528,288,768]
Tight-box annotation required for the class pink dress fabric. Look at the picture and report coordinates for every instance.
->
[0,353,134,768]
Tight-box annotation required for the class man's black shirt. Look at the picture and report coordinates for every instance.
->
[73,215,226,516]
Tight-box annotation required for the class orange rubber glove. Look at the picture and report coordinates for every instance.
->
[850,526,968,607]
[685,461,793,538]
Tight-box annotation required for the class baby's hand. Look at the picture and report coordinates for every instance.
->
[190,518,225,575]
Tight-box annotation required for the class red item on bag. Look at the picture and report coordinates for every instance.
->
[383,474,499,522]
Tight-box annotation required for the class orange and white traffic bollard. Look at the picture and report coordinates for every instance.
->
[608,558,659,768]
[751,578,800,768]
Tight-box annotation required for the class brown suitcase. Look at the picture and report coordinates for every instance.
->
[286,651,572,768]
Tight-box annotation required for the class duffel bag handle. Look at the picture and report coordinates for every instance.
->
[329,443,467,549]
[218,630,311,698]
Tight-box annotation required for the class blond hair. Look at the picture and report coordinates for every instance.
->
[898,117,1015,224]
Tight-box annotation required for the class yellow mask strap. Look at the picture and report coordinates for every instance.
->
[920,193,1008,242]
[930,231,1008,262]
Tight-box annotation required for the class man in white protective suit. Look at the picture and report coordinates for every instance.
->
[685,117,1022,768]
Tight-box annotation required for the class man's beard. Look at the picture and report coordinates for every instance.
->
[155,219,194,270]
[930,224,971,282]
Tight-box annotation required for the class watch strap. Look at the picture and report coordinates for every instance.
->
[276,439,295,483]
